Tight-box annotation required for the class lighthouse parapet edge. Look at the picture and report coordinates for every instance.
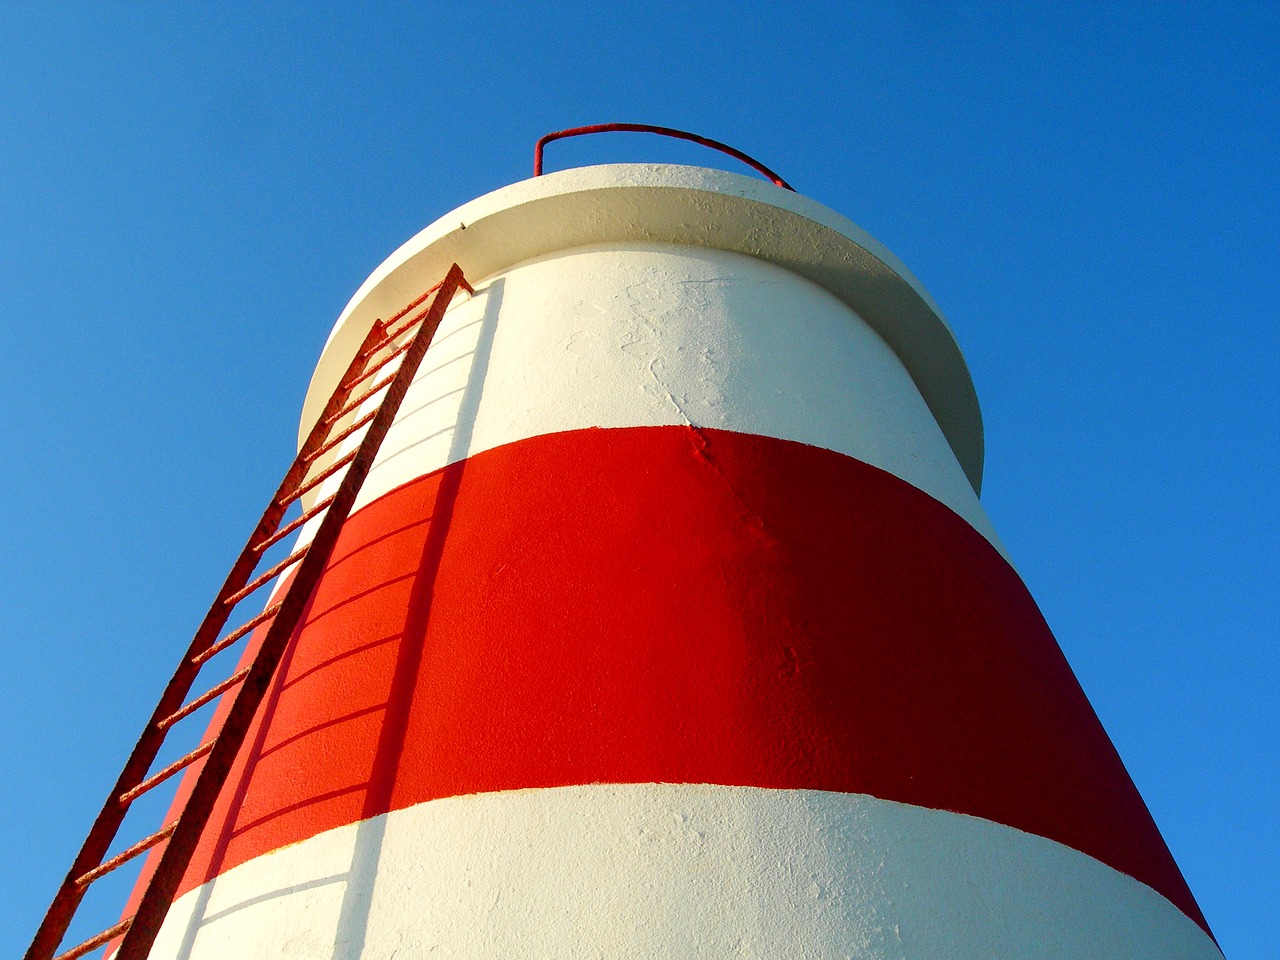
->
[134,163,1219,960]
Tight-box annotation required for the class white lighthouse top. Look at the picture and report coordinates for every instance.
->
[303,163,985,493]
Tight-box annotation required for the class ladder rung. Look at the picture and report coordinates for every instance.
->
[380,307,428,345]
[301,409,378,468]
[157,667,250,731]
[382,278,444,330]
[324,373,397,429]
[284,450,357,507]
[118,742,213,806]
[339,336,413,395]
[251,494,336,557]
[75,824,177,889]
[52,918,132,960]
[192,601,282,667]
[222,543,311,608]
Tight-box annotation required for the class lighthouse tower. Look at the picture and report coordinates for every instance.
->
[122,156,1218,958]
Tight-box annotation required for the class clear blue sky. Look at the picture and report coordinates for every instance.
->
[1,3,1275,956]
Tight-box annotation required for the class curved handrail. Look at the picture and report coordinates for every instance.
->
[534,123,795,191]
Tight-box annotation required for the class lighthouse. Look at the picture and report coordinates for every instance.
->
[41,137,1221,959]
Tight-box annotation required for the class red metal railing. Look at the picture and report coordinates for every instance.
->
[534,123,795,191]
[26,265,473,960]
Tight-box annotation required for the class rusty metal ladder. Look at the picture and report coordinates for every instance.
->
[25,264,473,960]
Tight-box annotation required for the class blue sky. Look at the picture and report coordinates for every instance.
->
[1,3,1275,956]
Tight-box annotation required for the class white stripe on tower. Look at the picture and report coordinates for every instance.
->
[127,164,1218,959]
[350,243,1006,552]
[150,786,1219,960]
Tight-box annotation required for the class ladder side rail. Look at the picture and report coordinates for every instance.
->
[24,316,394,960]
[115,264,471,960]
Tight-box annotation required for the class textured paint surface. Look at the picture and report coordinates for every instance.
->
[153,426,1201,931]
[148,785,1221,960]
